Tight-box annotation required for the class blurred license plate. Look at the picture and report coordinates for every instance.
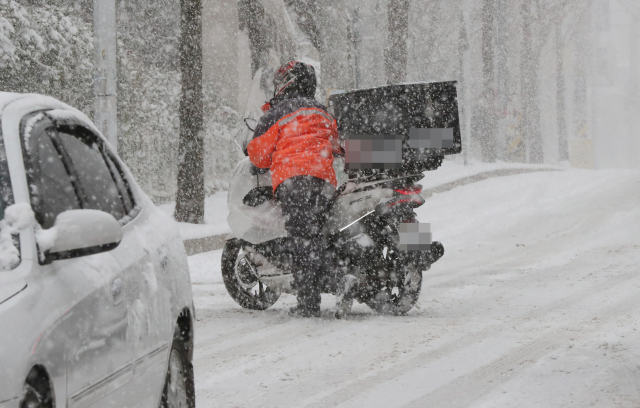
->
[398,223,432,251]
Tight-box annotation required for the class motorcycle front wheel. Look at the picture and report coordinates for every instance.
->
[221,238,281,310]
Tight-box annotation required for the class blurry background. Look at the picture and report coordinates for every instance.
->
[1,0,638,202]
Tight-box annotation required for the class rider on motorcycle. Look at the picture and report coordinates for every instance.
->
[247,61,343,317]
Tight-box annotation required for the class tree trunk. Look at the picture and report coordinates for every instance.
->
[495,0,509,119]
[347,9,361,89]
[458,6,471,165]
[627,14,640,168]
[174,0,204,224]
[93,0,118,150]
[286,0,322,52]
[520,0,543,164]
[556,26,569,161]
[316,0,351,93]
[385,0,410,84]
[478,0,497,162]
[238,0,267,77]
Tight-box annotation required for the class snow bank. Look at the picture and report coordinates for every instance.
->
[418,158,562,191]
[159,161,558,242]
[158,191,230,240]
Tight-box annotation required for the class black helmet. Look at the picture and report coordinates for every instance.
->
[273,61,316,100]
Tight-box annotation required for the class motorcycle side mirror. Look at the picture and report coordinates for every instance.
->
[244,118,258,132]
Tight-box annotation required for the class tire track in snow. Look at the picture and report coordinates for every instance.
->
[401,290,640,408]
[197,244,624,374]
[194,312,351,384]
[196,316,294,359]
[195,311,289,353]
[403,329,568,408]
[302,264,640,408]
[194,250,638,401]
[194,168,565,359]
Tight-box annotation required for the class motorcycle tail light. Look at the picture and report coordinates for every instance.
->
[395,184,423,195]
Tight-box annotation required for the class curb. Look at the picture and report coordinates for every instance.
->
[420,167,560,199]
[183,234,229,256]
[184,167,561,256]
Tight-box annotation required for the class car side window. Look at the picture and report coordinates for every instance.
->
[103,153,135,215]
[55,129,127,221]
[21,115,81,229]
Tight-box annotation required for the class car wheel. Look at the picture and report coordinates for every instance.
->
[20,368,54,408]
[160,331,195,408]
[20,384,45,408]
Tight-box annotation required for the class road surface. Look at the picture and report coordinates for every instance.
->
[189,168,640,407]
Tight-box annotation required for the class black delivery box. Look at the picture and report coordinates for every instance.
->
[328,81,461,175]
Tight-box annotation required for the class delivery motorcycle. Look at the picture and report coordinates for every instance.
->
[221,70,460,315]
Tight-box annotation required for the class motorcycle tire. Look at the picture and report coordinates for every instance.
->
[365,261,423,315]
[221,238,281,310]
[363,211,424,315]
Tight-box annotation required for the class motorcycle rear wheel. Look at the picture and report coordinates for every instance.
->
[365,260,423,316]
[221,238,281,310]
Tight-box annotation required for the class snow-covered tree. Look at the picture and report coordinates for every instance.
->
[116,0,239,203]
[0,0,93,112]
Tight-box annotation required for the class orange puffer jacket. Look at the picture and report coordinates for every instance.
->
[247,96,341,192]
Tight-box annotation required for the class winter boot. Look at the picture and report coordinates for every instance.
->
[288,286,321,317]
[334,274,358,319]
[289,269,321,318]
[288,304,321,318]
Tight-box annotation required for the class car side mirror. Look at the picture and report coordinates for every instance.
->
[42,209,123,263]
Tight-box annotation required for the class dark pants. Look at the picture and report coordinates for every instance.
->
[275,176,335,312]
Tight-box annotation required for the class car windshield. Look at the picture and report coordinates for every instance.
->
[234,68,272,153]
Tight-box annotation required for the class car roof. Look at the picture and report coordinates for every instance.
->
[0,92,30,112]
[0,92,74,113]
[0,92,102,138]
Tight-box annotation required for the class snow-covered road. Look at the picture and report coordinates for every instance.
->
[189,168,640,407]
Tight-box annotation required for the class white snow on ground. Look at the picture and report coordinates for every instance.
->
[189,167,640,407]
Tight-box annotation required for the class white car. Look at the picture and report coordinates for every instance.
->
[0,93,195,408]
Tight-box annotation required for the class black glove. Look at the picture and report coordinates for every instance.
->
[243,186,273,207]
[249,164,269,175]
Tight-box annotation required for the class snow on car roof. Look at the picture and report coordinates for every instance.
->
[0,93,69,115]
[0,92,104,141]
[45,109,102,137]
[0,92,29,112]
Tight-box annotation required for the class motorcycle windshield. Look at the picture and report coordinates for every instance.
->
[235,69,272,153]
